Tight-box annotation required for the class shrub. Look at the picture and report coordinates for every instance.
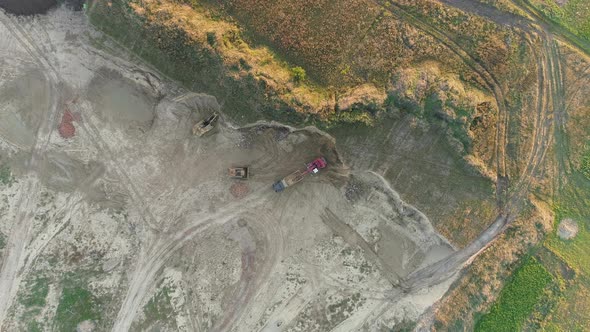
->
[0,165,12,186]
[206,31,216,46]
[291,66,306,83]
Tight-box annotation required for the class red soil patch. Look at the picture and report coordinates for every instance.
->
[59,121,76,138]
[58,109,79,139]
[230,182,250,198]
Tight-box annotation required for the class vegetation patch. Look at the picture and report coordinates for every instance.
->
[581,149,590,180]
[21,277,49,308]
[546,181,590,276]
[529,0,590,41]
[87,0,340,125]
[543,275,590,331]
[54,284,102,331]
[0,164,13,186]
[136,286,177,330]
[545,217,590,276]
[0,232,5,250]
[475,257,552,331]
[17,277,50,330]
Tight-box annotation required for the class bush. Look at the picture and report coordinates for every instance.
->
[291,66,306,83]
[206,31,216,46]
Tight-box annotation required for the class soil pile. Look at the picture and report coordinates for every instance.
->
[558,218,579,240]
[230,182,249,199]
[58,110,77,139]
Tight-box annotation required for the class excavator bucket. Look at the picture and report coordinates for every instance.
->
[193,112,219,136]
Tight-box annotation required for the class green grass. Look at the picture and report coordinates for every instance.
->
[0,164,13,186]
[18,277,50,331]
[21,278,49,308]
[0,232,5,250]
[529,0,590,41]
[581,149,590,180]
[545,171,590,276]
[475,257,553,331]
[546,222,590,276]
[137,286,177,330]
[54,285,102,331]
[290,66,306,83]
[543,275,590,331]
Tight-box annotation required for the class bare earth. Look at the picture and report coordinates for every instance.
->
[558,218,579,240]
[0,7,469,331]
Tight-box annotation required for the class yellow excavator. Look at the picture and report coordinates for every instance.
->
[192,112,218,137]
[228,167,249,179]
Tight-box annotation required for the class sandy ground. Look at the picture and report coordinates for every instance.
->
[0,7,464,331]
[558,218,578,240]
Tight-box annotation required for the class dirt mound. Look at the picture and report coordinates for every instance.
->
[58,110,77,139]
[58,121,75,138]
[558,218,579,240]
[230,182,249,198]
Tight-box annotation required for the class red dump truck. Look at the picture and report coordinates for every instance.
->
[273,157,327,192]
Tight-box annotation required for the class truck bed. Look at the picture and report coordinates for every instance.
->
[273,170,307,192]
[283,170,306,186]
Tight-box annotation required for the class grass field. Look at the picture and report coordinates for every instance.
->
[522,48,590,331]
[54,284,102,331]
[582,149,590,179]
[546,220,590,276]
[475,257,553,331]
[135,286,177,330]
[543,275,590,331]
[539,175,590,330]
[528,0,590,41]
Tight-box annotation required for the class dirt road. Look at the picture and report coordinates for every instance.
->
[0,9,61,326]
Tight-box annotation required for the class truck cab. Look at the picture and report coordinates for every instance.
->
[273,180,286,192]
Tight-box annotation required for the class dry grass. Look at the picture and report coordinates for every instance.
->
[203,0,383,85]
[130,0,333,111]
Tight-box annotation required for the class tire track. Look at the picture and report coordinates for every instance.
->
[320,208,405,289]
[74,104,161,231]
[0,11,59,160]
[373,0,510,183]
[0,11,61,327]
[111,186,270,331]
[212,206,284,332]
[330,3,560,329]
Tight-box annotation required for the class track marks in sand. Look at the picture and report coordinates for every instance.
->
[111,186,271,331]
[0,11,62,327]
[321,208,404,289]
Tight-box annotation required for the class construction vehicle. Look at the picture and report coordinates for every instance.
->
[192,112,218,136]
[273,157,327,192]
[228,167,249,179]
